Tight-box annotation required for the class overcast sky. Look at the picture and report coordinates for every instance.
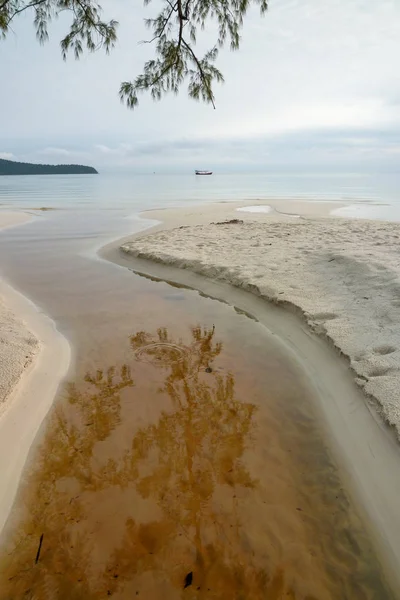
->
[1,0,399,172]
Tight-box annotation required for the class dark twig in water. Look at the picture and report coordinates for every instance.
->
[35,534,44,565]
[184,571,193,588]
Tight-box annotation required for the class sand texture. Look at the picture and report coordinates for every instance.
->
[121,216,400,436]
[0,299,38,413]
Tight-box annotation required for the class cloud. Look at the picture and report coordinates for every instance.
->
[84,126,400,172]
[32,146,92,164]
[4,125,400,173]
[2,0,400,172]
[2,0,400,143]
[94,143,132,156]
[0,152,15,160]
[38,147,73,157]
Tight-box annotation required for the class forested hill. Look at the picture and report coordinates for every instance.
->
[0,158,98,175]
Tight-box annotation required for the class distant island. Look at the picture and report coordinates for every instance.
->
[0,158,98,176]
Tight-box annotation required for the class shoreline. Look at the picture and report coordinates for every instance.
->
[100,199,400,594]
[0,281,71,534]
[0,212,71,533]
[98,198,345,258]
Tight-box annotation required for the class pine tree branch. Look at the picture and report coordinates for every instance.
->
[142,1,177,45]
[1,0,268,109]
[182,38,215,108]
[3,0,48,26]
[74,0,105,39]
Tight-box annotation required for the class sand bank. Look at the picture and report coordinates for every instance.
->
[0,212,71,532]
[120,201,400,439]
[0,283,71,533]
[0,211,33,231]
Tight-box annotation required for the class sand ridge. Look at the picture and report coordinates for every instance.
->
[121,208,400,437]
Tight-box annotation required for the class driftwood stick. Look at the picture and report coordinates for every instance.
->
[35,534,44,564]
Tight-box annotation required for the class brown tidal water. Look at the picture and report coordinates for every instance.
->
[0,272,394,600]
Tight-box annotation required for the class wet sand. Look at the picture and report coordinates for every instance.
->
[0,211,33,231]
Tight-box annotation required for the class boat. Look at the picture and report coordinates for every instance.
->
[195,170,213,175]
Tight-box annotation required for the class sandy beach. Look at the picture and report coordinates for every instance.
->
[120,201,400,438]
[0,212,70,533]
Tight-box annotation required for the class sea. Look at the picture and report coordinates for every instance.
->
[1,171,400,216]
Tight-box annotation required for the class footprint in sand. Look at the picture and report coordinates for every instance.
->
[368,365,393,378]
[311,312,338,321]
[372,345,396,356]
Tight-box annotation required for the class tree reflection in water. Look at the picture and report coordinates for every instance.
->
[0,326,285,599]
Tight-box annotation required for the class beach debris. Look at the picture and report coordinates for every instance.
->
[212,219,243,225]
[35,534,44,564]
[205,367,213,373]
[184,572,193,588]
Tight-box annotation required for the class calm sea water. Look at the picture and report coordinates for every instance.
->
[0,172,399,218]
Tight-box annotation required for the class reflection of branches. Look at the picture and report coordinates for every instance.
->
[113,379,257,595]
[0,327,262,598]
[107,325,263,596]
[0,326,388,599]
[130,325,222,385]
[0,364,134,600]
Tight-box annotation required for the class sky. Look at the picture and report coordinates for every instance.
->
[1,0,400,172]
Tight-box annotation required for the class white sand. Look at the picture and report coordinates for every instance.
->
[0,212,71,532]
[121,202,400,437]
[0,298,38,413]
